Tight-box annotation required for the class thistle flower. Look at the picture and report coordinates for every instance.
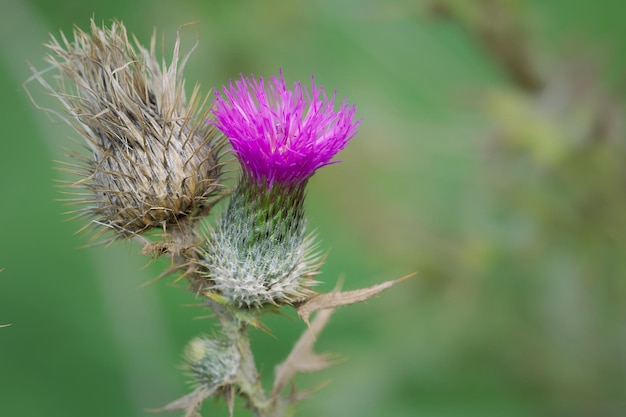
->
[197,71,359,307]
[29,19,224,241]
[211,71,358,187]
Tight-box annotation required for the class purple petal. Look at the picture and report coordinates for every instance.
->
[210,70,360,186]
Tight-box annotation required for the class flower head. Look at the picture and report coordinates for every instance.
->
[196,177,321,307]
[196,71,359,308]
[28,19,224,241]
[211,70,359,186]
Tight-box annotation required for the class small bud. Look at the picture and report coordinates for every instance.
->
[183,335,239,390]
[29,19,224,240]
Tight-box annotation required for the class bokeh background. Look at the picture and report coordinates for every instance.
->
[2,1,626,416]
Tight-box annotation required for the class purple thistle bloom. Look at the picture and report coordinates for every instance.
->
[211,70,359,186]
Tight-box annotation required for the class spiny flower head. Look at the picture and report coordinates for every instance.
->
[29,19,224,241]
[196,177,321,307]
[211,70,359,187]
[196,71,358,308]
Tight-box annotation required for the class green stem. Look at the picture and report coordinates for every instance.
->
[205,301,286,416]
[234,325,270,417]
[215,307,274,417]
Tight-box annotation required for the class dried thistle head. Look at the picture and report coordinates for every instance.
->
[28,19,225,241]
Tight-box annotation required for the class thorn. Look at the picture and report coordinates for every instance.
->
[297,272,415,326]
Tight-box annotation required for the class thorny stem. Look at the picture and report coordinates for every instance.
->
[233,324,271,417]
[197,276,409,417]
[212,301,273,417]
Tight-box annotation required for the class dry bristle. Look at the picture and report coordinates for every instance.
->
[29,19,226,241]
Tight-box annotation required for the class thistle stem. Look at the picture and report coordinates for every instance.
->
[233,325,271,417]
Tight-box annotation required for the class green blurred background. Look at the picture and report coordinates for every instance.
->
[2,0,626,416]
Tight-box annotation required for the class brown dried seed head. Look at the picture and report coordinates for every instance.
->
[30,19,224,240]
